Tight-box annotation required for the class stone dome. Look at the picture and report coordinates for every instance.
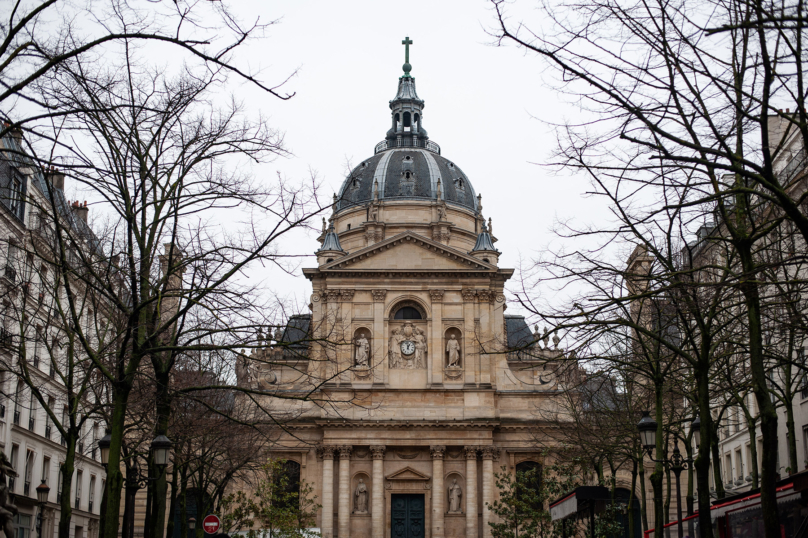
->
[335,148,478,213]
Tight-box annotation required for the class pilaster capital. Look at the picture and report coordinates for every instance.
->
[429,289,445,303]
[477,289,494,303]
[430,445,446,459]
[325,289,342,302]
[481,445,500,460]
[338,445,353,459]
[461,289,477,302]
[371,289,388,302]
[464,446,479,460]
[370,445,386,459]
[319,445,337,460]
[340,289,355,302]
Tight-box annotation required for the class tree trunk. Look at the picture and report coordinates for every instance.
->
[639,454,649,532]
[102,387,131,538]
[148,367,173,538]
[57,433,76,538]
[697,371,715,538]
[651,387,665,537]
[710,423,725,499]
[166,462,178,538]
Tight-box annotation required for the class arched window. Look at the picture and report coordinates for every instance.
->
[273,459,301,510]
[403,111,412,127]
[515,461,542,511]
[394,306,422,320]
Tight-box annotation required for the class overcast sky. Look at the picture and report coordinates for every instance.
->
[208,1,610,316]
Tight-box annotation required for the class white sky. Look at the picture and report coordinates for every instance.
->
[222,0,611,316]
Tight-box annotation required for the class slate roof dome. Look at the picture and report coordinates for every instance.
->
[335,42,478,214]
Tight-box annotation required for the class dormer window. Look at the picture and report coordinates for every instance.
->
[405,155,412,161]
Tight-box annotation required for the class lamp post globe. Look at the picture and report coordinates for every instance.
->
[98,429,112,467]
[690,415,701,448]
[637,411,658,451]
[35,480,49,505]
[151,434,173,467]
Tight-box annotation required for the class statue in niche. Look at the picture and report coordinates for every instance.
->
[355,333,369,368]
[446,334,461,368]
[447,479,462,513]
[414,328,427,368]
[369,204,378,222]
[389,328,403,369]
[354,478,369,513]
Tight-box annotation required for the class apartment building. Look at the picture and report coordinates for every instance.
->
[0,129,105,538]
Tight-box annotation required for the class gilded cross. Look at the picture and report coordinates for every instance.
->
[402,36,413,64]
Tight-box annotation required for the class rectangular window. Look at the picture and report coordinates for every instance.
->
[725,454,732,485]
[75,470,82,510]
[27,391,35,432]
[56,463,62,502]
[14,514,30,538]
[41,456,50,485]
[89,475,95,513]
[23,450,33,496]
[4,241,18,283]
[9,444,18,492]
[12,382,22,425]
[735,449,743,479]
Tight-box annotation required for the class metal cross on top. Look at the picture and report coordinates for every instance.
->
[402,36,413,63]
[402,36,413,76]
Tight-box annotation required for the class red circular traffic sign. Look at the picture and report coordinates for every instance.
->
[202,515,220,534]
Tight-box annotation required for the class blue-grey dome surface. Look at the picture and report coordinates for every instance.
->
[336,149,477,212]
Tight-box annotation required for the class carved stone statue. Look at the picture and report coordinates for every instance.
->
[414,328,427,368]
[447,479,462,513]
[369,204,378,222]
[389,329,403,369]
[437,203,447,221]
[235,354,250,386]
[355,333,369,367]
[446,334,461,368]
[354,478,369,513]
[0,452,19,538]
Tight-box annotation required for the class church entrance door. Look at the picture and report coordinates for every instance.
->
[391,493,425,538]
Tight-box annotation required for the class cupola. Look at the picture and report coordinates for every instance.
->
[470,220,500,265]
[317,222,345,265]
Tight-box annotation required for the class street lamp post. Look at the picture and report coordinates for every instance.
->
[97,432,173,538]
[35,480,49,538]
[637,412,699,538]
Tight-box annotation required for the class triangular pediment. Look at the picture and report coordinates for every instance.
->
[386,466,431,481]
[323,232,494,272]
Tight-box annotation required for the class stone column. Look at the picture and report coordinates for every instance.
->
[430,290,445,386]
[371,290,387,386]
[320,446,336,538]
[481,446,499,538]
[465,446,479,538]
[338,445,352,538]
[461,289,477,386]
[431,446,446,538]
[370,445,386,538]
[477,290,493,386]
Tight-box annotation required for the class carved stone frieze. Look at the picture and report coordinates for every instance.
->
[326,289,342,302]
[429,289,445,302]
[371,289,388,302]
[370,445,386,460]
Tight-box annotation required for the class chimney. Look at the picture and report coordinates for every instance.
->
[71,200,88,223]
[45,167,65,191]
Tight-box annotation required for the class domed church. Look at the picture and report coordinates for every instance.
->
[240,38,569,538]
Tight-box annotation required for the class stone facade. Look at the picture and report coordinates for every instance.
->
[238,50,572,538]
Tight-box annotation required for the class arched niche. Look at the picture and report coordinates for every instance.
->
[352,472,371,514]
[353,327,372,368]
[445,472,464,514]
[444,327,463,369]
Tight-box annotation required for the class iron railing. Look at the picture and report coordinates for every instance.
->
[374,138,441,155]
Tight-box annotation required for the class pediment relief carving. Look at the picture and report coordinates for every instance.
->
[321,232,494,271]
[385,466,431,481]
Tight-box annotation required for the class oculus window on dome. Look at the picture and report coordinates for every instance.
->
[394,306,422,320]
